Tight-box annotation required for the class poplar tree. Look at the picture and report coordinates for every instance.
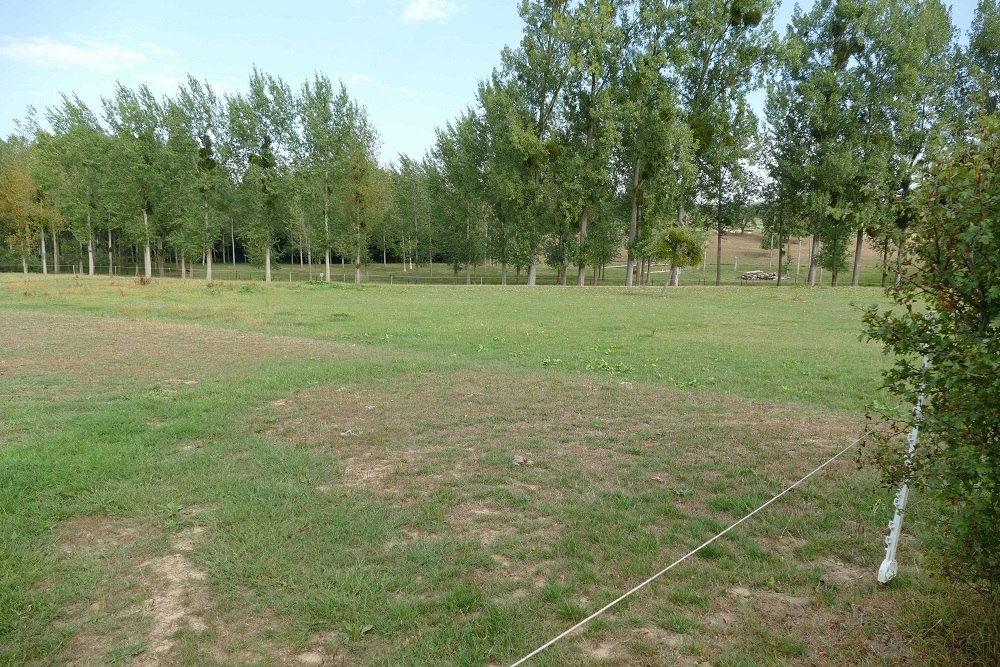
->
[339,105,384,284]
[428,111,487,284]
[678,0,777,285]
[43,95,109,276]
[102,84,165,279]
[559,0,624,286]
[225,70,296,282]
[617,0,695,286]
[498,0,574,285]
[477,77,529,284]
[176,77,228,282]
[967,0,1000,112]
[298,75,354,282]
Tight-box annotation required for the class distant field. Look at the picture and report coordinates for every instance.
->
[1,230,890,288]
[0,276,973,666]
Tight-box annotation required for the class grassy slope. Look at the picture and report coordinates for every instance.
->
[0,275,976,667]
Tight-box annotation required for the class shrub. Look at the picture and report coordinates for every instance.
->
[862,115,1000,601]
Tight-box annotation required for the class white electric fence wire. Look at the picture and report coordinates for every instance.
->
[507,434,868,667]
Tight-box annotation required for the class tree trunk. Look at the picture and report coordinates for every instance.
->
[660,263,672,297]
[231,220,237,267]
[671,265,680,287]
[626,159,641,287]
[40,226,48,274]
[355,213,362,285]
[527,261,537,286]
[501,263,507,285]
[715,170,723,286]
[108,228,114,276]
[86,210,95,276]
[830,220,839,286]
[715,222,723,286]
[180,253,187,280]
[851,228,863,287]
[577,208,588,287]
[807,233,820,287]
[325,249,331,283]
[202,209,212,282]
[893,243,903,288]
[881,240,889,288]
[776,208,784,287]
[265,246,272,282]
[796,236,802,282]
[142,209,152,278]
[52,225,60,274]
[21,254,28,274]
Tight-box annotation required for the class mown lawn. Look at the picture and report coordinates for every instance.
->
[0,275,980,666]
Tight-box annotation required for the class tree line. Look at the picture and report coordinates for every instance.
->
[1,0,998,286]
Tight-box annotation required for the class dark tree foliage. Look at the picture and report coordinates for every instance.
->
[862,115,1000,601]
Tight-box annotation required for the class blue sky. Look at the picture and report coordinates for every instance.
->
[0,1,977,164]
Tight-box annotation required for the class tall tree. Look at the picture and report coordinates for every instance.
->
[428,111,487,284]
[560,0,624,286]
[338,102,384,284]
[176,77,229,283]
[477,77,529,284]
[967,0,1000,112]
[0,142,41,274]
[679,0,777,285]
[102,83,165,279]
[498,0,574,285]
[225,70,296,282]
[617,0,695,287]
[298,76,354,282]
[854,0,956,287]
[43,95,109,276]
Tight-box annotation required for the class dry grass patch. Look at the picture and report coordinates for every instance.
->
[0,310,373,393]
[260,367,864,506]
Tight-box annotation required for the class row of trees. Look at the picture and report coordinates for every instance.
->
[423,0,998,288]
[763,0,999,288]
[0,71,392,282]
[1,0,998,287]
[426,0,773,286]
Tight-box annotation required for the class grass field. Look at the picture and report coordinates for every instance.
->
[0,275,983,666]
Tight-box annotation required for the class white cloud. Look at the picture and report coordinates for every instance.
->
[347,73,373,85]
[401,0,458,23]
[385,85,417,97]
[139,41,175,57]
[0,36,174,72]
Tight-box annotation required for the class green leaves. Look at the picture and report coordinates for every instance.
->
[863,114,1000,597]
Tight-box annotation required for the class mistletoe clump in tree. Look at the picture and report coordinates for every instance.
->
[862,115,1000,606]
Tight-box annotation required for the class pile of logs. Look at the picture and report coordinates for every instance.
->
[740,270,786,281]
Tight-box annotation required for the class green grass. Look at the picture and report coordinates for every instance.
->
[0,274,987,666]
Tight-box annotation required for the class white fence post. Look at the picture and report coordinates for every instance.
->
[878,354,929,584]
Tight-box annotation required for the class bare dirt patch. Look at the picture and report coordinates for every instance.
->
[134,552,210,666]
[55,517,342,667]
[56,515,149,554]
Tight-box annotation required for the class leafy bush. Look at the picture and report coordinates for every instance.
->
[862,115,1000,601]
